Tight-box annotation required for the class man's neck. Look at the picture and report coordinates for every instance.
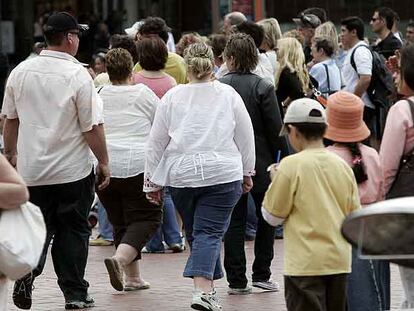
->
[378,28,391,41]
[349,38,362,49]
[47,46,72,55]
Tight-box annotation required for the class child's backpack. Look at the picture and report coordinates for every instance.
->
[350,45,395,109]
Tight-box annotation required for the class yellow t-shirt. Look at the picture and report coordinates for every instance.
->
[133,52,187,84]
[263,148,360,276]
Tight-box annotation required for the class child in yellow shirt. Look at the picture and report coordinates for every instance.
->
[262,98,360,311]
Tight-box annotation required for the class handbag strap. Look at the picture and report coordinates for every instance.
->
[323,63,331,94]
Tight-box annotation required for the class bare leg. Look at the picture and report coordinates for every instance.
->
[113,243,137,266]
[194,276,213,293]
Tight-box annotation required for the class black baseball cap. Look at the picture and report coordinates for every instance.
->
[292,13,321,29]
[44,12,88,33]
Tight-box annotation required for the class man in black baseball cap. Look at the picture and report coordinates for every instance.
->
[44,11,89,33]
[7,10,109,311]
[39,12,89,57]
[293,13,321,63]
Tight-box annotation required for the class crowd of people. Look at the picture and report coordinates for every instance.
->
[0,5,414,311]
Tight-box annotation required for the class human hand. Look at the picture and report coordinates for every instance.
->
[96,162,110,190]
[242,176,253,193]
[4,154,17,168]
[267,163,280,181]
[146,190,163,205]
[386,51,400,76]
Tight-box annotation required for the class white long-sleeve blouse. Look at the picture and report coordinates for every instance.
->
[144,80,255,191]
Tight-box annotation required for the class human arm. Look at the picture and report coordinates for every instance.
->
[144,97,171,203]
[2,118,18,167]
[379,101,410,193]
[261,166,294,226]
[83,124,110,190]
[1,71,18,166]
[232,92,256,186]
[0,154,29,209]
[259,83,290,159]
[353,47,372,98]
[77,78,110,190]
[354,75,371,98]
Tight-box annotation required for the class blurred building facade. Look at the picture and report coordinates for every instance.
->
[1,0,414,64]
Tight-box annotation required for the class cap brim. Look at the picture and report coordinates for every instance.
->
[279,124,289,136]
[78,24,89,32]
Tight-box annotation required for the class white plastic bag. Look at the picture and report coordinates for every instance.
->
[0,202,46,280]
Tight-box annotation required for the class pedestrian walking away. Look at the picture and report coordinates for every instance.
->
[220,33,289,295]
[2,11,110,310]
[144,42,255,311]
[96,48,162,293]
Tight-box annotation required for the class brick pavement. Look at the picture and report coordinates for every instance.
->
[7,240,404,311]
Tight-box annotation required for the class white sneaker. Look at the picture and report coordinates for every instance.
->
[191,290,222,311]
[252,279,279,291]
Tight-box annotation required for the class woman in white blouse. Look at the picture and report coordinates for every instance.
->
[96,48,162,292]
[144,43,255,311]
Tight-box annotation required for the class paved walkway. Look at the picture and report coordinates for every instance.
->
[7,240,405,310]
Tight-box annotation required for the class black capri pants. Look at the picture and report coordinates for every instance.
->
[97,173,162,260]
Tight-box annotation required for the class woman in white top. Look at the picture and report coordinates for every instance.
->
[0,154,30,309]
[310,36,341,97]
[96,48,162,292]
[144,43,255,311]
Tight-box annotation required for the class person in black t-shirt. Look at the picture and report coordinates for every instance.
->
[370,7,402,59]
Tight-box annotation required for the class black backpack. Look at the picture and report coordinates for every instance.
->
[350,45,395,109]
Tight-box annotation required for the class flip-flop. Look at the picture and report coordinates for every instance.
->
[124,281,150,291]
[104,257,124,291]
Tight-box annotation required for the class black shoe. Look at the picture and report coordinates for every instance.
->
[13,273,34,310]
[65,295,95,309]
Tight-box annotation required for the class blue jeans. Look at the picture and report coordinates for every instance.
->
[97,200,113,241]
[146,188,182,251]
[170,181,242,280]
[348,247,390,311]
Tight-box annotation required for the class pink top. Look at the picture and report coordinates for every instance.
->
[327,144,384,205]
[133,72,177,99]
[380,96,414,193]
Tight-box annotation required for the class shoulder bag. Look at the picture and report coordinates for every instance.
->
[0,201,46,280]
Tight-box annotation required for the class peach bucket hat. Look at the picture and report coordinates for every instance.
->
[324,91,371,142]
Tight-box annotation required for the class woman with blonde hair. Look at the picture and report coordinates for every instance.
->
[257,18,282,75]
[275,37,310,107]
[144,42,255,311]
[314,21,339,55]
